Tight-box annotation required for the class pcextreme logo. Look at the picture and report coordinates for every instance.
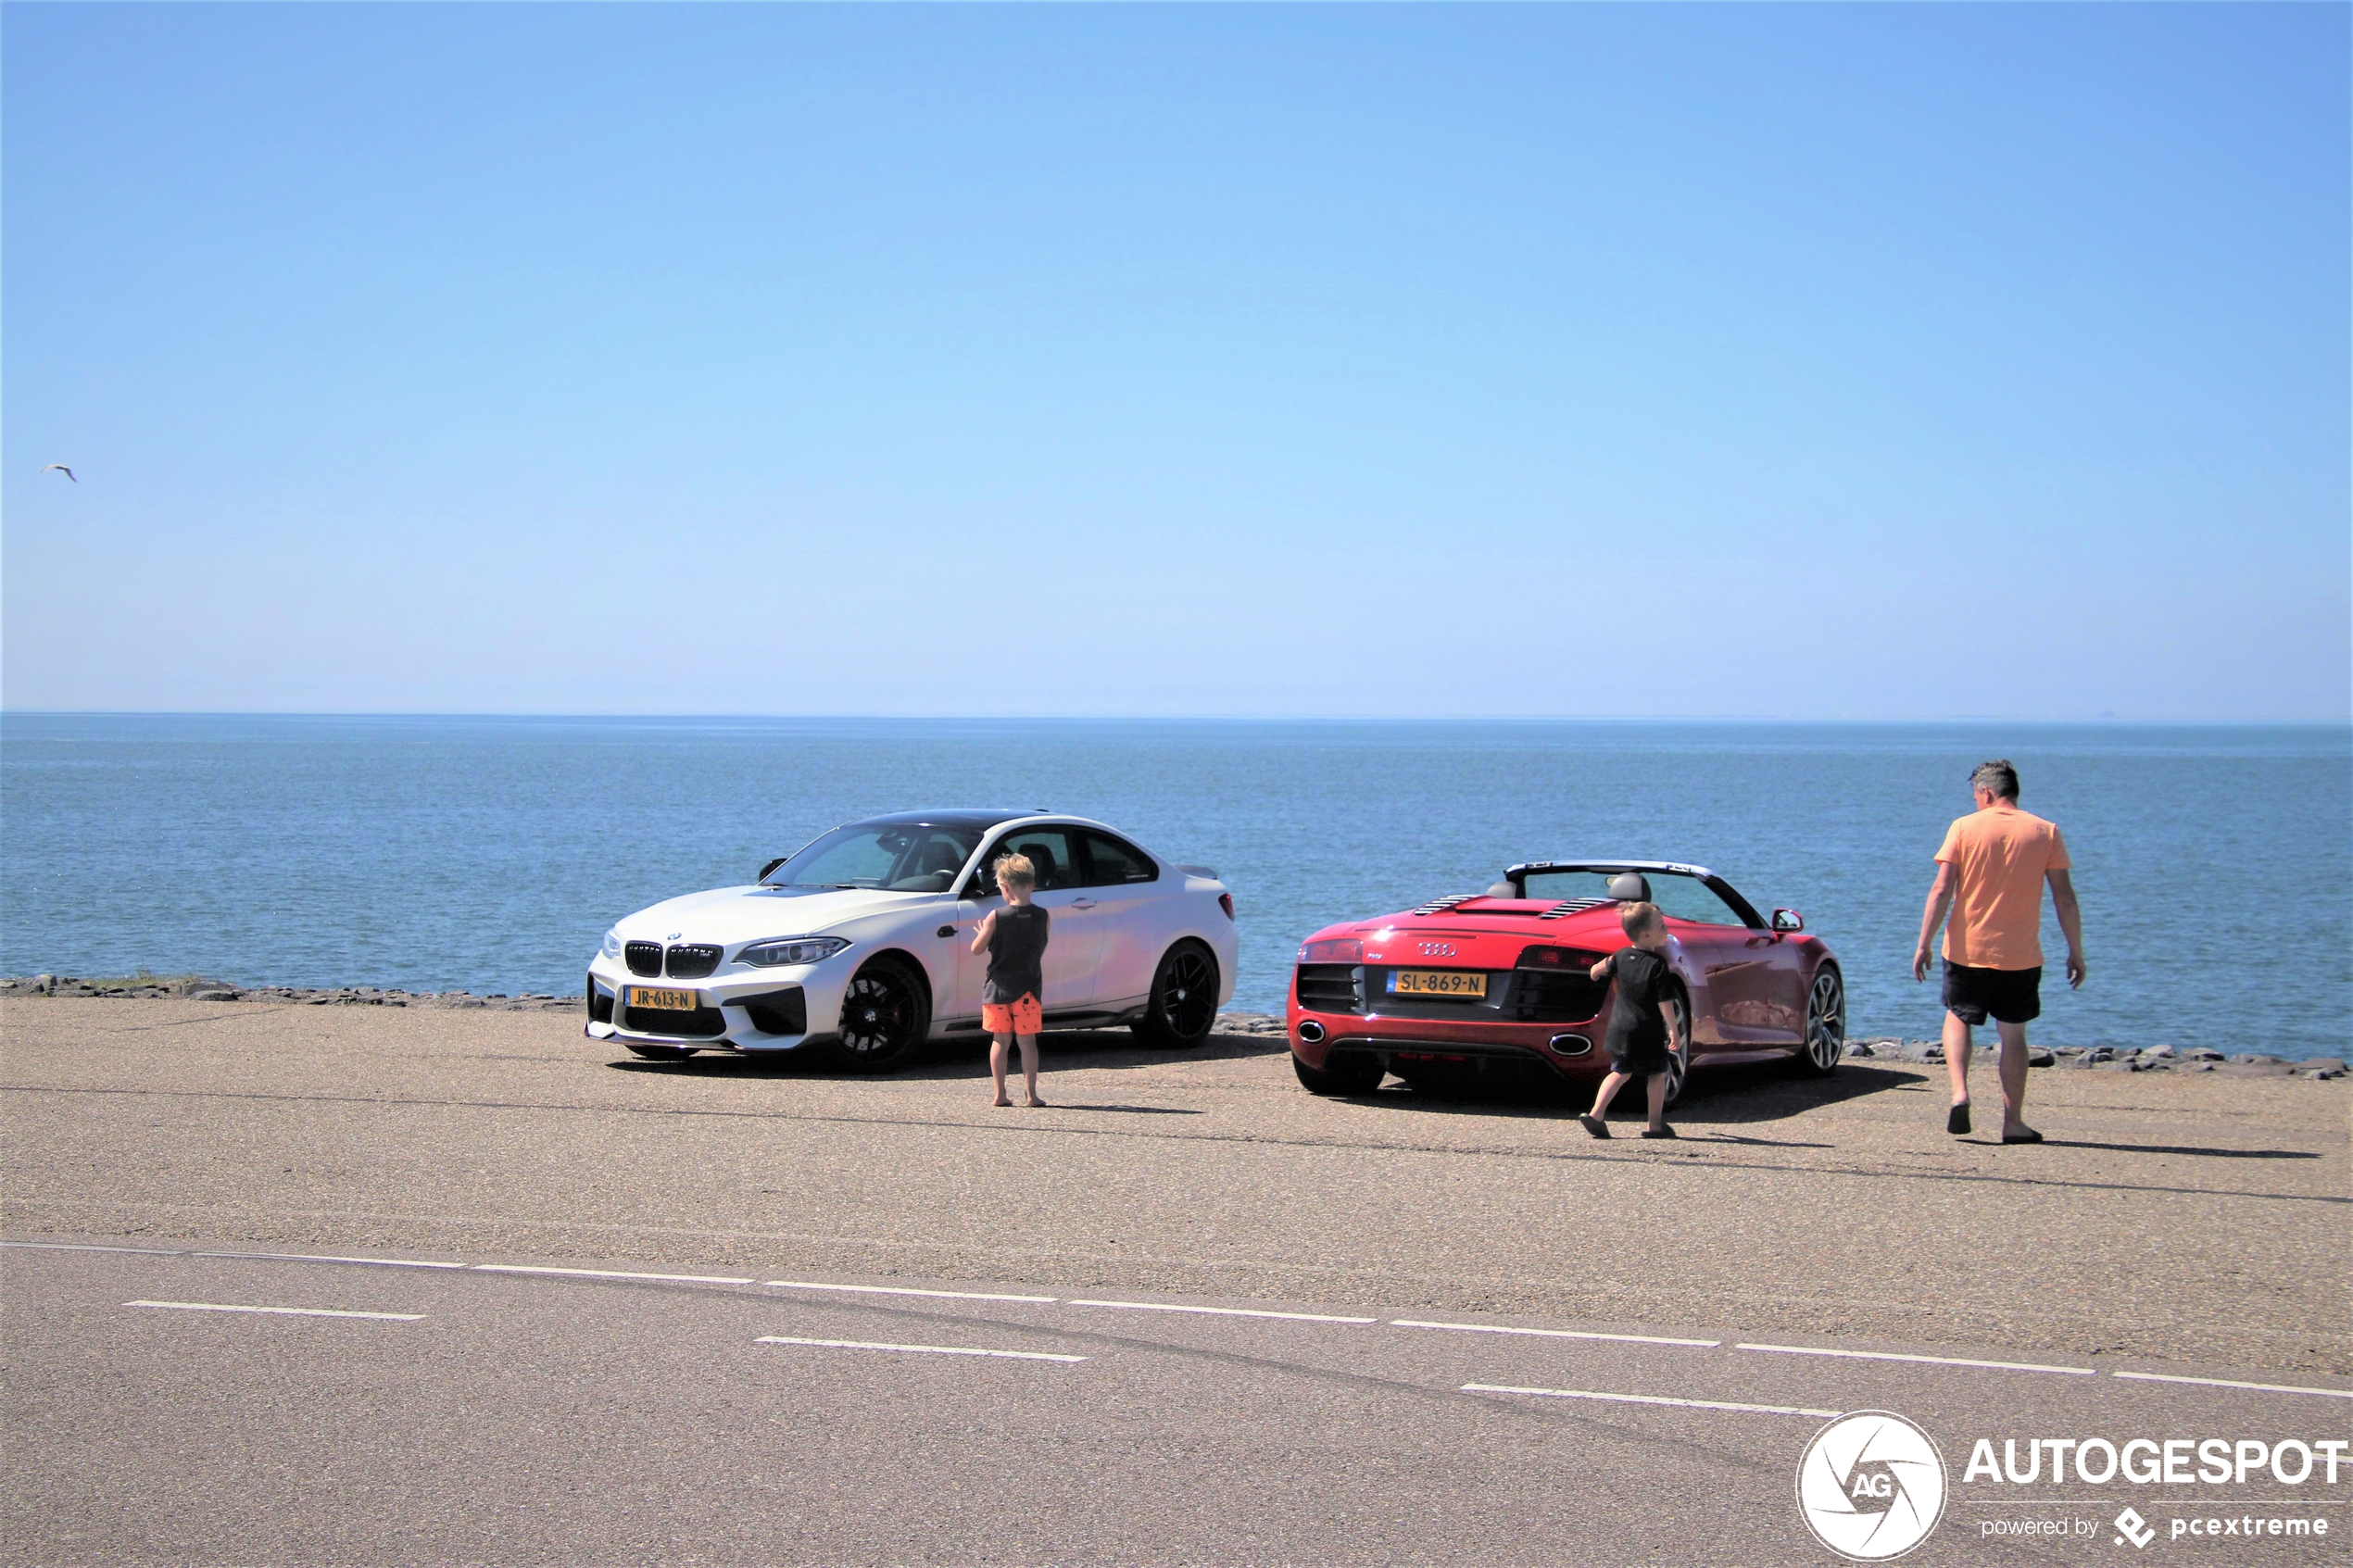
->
[1796,1411,1949,1562]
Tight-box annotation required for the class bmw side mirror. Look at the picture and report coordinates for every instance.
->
[757,858,786,883]
[1772,909,1805,934]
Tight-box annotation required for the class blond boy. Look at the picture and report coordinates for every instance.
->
[970,853,1051,1108]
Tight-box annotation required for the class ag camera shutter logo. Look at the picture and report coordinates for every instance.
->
[1796,1411,1949,1562]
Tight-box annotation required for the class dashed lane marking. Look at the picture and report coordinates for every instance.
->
[2,1241,186,1256]
[195,1251,466,1270]
[766,1280,1057,1303]
[757,1335,1085,1363]
[1396,1319,1720,1348]
[1735,1342,2095,1376]
[126,1300,423,1321]
[1067,1298,1378,1324]
[23,1240,2345,1400]
[1465,1383,1839,1418]
[2112,1372,2352,1399]
[472,1264,754,1286]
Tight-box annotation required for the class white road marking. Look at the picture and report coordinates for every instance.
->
[126,1300,423,1321]
[196,1250,466,1270]
[1397,1319,1720,1348]
[765,1279,1056,1303]
[2,1241,185,1255]
[472,1264,753,1286]
[1465,1383,1839,1418]
[2112,1372,2353,1399]
[1067,1298,1378,1324]
[758,1336,1084,1363]
[1735,1342,2094,1376]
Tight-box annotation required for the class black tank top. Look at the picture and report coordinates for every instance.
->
[985,903,1051,1003]
[1604,946,1672,1056]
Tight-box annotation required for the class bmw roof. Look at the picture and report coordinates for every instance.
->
[851,808,1055,830]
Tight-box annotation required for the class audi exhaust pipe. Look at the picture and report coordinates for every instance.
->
[1297,1020,1327,1045]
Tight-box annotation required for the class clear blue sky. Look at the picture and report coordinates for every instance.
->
[5,3,2346,719]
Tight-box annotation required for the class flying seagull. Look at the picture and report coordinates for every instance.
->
[40,464,76,483]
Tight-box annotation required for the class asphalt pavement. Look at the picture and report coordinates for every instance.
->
[3,998,2346,1565]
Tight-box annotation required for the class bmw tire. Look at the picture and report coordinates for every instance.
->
[1131,941,1219,1048]
[827,957,931,1073]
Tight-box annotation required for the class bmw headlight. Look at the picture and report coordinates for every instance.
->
[601,928,623,960]
[738,935,850,967]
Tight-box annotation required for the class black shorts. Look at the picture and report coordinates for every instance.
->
[1942,961,2042,1025]
[1609,1035,1673,1076]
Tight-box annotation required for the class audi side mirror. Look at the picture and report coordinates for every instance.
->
[757,857,786,883]
[1772,908,1805,934]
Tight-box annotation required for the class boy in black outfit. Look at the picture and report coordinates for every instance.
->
[1579,900,1680,1139]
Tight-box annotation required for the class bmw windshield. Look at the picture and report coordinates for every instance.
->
[762,822,985,894]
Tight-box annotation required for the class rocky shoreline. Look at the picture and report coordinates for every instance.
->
[0,974,578,1013]
[6,974,2341,1080]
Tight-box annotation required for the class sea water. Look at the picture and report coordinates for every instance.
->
[2,715,2344,1058]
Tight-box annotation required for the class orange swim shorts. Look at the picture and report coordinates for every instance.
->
[981,993,1042,1035]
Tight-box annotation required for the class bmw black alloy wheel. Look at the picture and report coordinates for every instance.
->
[833,961,926,1070]
[1801,968,1846,1075]
[1137,943,1218,1047]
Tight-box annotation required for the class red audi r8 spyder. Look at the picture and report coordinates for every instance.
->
[1287,860,1844,1101]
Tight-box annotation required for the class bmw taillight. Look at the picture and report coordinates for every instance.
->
[1218,893,1235,921]
[1299,937,1363,963]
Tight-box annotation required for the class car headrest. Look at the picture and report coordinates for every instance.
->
[1608,872,1652,902]
[1486,882,1516,899]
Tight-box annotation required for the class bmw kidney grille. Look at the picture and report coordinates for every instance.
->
[664,943,723,979]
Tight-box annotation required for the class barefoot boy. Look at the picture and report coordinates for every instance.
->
[971,852,1050,1108]
[1578,901,1680,1139]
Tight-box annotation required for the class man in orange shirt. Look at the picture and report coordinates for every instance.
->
[1912,759,2086,1144]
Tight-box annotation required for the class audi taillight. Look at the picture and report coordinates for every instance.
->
[1298,938,1363,963]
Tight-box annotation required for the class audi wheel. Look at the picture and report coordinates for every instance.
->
[1661,991,1692,1107]
[1293,1051,1382,1097]
[1794,966,1846,1077]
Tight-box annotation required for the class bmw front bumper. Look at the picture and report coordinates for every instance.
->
[584,954,852,1052]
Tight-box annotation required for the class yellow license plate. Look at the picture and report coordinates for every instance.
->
[625,986,698,1011]
[1387,970,1488,999]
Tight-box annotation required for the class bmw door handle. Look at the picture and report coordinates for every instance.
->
[1072,898,1098,909]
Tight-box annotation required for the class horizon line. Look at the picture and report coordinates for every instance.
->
[3,709,2347,728]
